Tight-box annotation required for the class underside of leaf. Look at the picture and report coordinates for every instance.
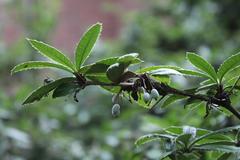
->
[23,77,76,104]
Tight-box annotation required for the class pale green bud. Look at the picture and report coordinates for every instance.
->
[151,88,160,100]
[112,104,120,117]
[143,92,151,103]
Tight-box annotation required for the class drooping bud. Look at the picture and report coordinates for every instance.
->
[143,92,151,103]
[151,88,160,100]
[112,104,121,117]
[138,87,145,93]
[112,94,117,104]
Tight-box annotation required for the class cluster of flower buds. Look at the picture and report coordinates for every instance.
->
[140,87,160,104]
[111,87,160,117]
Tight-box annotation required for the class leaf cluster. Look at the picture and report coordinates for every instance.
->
[135,125,240,160]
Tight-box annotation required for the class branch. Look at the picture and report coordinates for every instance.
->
[159,83,240,120]
[83,79,240,120]
[85,81,133,87]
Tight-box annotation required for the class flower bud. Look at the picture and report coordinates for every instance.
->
[112,104,120,117]
[183,126,197,138]
[143,92,151,103]
[112,94,117,104]
[151,88,160,100]
[138,87,145,93]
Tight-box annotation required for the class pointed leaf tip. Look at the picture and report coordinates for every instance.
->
[11,61,74,74]
[186,52,218,83]
[75,23,102,70]
[217,52,240,82]
[27,39,76,71]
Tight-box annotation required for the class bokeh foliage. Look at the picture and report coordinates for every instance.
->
[1,0,240,159]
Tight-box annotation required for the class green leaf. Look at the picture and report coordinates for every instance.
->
[117,53,143,67]
[79,57,119,74]
[151,75,171,84]
[52,83,79,98]
[118,53,138,61]
[224,65,240,83]
[217,153,236,160]
[86,74,121,93]
[189,125,240,147]
[164,126,185,135]
[193,143,240,153]
[79,54,142,75]
[197,141,236,146]
[200,79,214,85]
[186,52,218,82]
[11,61,74,74]
[175,153,201,160]
[237,130,240,141]
[177,134,192,146]
[224,75,240,92]
[218,52,240,82]
[196,83,218,92]
[184,98,202,109]
[150,68,183,76]
[158,151,174,160]
[23,77,76,104]
[86,74,111,83]
[197,135,233,145]
[161,95,186,108]
[137,65,208,78]
[75,23,102,70]
[28,39,75,71]
[135,134,174,147]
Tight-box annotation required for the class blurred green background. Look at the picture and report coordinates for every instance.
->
[0,0,240,159]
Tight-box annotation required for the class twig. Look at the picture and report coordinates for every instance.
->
[82,79,240,120]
